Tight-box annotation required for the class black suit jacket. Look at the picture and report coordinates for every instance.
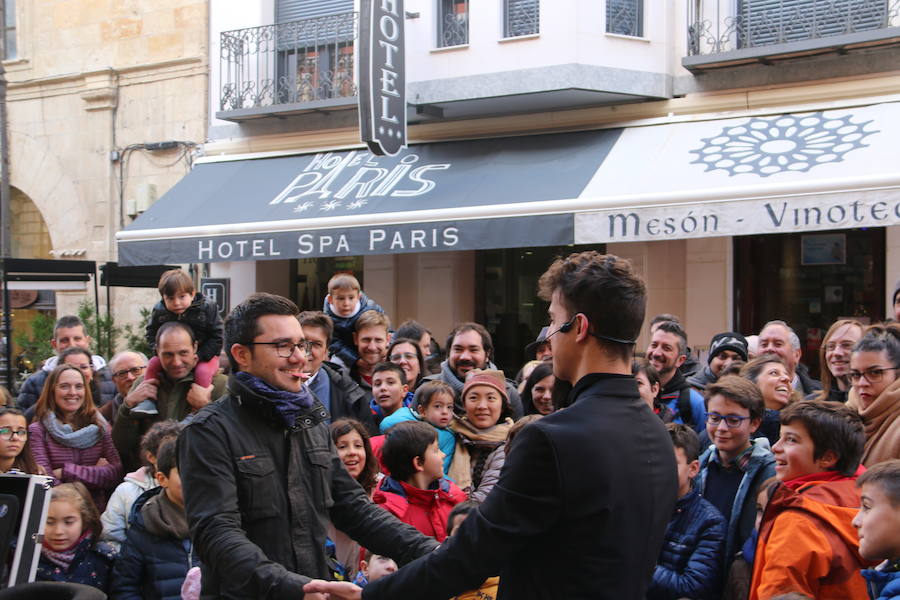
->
[364,373,679,600]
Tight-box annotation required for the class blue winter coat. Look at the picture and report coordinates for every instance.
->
[324,291,385,366]
[110,486,200,600]
[863,562,900,600]
[378,405,455,473]
[696,440,776,572]
[647,486,726,600]
[37,535,116,592]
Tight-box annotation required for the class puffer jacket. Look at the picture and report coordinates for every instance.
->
[373,476,467,542]
[696,440,776,572]
[750,475,872,600]
[324,291,385,367]
[111,486,200,600]
[647,486,726,600]
[17,355,117,409]
[37,535,116,592]
[146,292,224,362]
[100,465,159,549]
[687,366,718,392]
[862,560,900,600]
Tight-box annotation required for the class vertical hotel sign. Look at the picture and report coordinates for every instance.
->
[359,0,406,156]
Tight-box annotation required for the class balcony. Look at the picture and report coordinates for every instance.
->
[685,0,900,71]
[217,12,358,121]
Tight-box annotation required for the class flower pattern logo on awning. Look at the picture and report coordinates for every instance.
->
[690,112,878,177]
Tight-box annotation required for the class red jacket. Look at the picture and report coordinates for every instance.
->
[373,476,467,542]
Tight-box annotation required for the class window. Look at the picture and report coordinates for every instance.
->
[2,0,16,60]
[738,0,889,49]
[438,0,469,47]
[606,0,643,37]
[505,0,539,37]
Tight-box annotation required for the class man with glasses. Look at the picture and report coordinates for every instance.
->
[179,293,438,599]
[299,311,377,435]
[695,376,776,577]
[99,351,149,425]
[112,321,227,472]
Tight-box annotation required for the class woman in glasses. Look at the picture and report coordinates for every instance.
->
[29,364,123,511]
[387,337,426,393]
[847,323,900,466]
[0,407,42,474]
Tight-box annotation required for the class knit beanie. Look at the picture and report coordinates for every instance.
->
[708,332,749,364]
[462,369,509,405]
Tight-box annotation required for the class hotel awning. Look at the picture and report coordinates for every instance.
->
[117,101,900,265]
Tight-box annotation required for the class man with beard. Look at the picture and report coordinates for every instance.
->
[757,320,821,397]
[646,320,706,433]
[424,323,523,419]
[348,311,391,394]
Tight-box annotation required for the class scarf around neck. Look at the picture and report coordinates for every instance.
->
[447,415,513,491]
[42,412,102,449]
[142,489,190,540]
[42,531,90,570]
[234,371,314,428]
[847,378,900,466]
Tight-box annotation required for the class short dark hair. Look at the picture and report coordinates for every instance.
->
[667,423,700,463]
[156,320,197,348]
[705,375,765,421]
[395,320,428,343]
[224,293,299,371]
[414,380,454,411]
[330,418,380,494]
[298,311,334,342]
[446,500,479,536]
[54,315,85,336]
[631,358,660,388]
[158,269,194,297]
[854,323,900,369]
[650,314,681,328]
[155,438,179,477]
[372,362,407,386]
[654,321,688,357]
[506,414,542,455]
[139,420,183,472]
[521,362,554,415]
[59,346,93,367]
[381,420,437,482]
[446,323,493,362]
[779,400,865,477]
[856,459,900,507]
[537,252,645,361]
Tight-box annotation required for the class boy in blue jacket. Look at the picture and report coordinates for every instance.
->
[648,423,726,600]
[112,438,200,600]
[854,459,900,600]
[323,273,385,368]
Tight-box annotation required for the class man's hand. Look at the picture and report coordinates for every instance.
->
[124,379,158,408]
[303,580,362,599]
[186,383,213,411]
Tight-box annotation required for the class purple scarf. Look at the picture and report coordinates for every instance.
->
[234,371,314,427]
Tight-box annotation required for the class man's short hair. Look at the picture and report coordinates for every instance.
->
[59,346,93,367]
[381,420,437,482]
[328,273,361,293]
[355,311,390,333]
[298,311,334,342]
[654,320,688,358]
[760,320,801,351]
[856,459,900,507]
[224,293,299,371]
[155,438,179,477]
[779,400,865,477]
[650,314,681,329]
[156,320,197,348]
[666,423,700,463]
[445,323,493,362]
[395,320,428,343]
[109,350,149,372]
[372,362,406,385]
[705,375,765,421]
[537,252,645,362]
[54,315,85,336]
[158,269,194,297]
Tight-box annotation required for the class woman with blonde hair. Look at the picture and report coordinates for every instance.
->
[814,319,864,404]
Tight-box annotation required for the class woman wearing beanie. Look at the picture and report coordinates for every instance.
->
[448,369,514,503]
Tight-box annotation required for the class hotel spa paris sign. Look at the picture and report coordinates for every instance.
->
[359,0,406,156]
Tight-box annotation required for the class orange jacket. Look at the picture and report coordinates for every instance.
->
[750,476,871,600]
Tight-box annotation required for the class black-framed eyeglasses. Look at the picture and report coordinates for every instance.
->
[0,427,28,441]
[113,366,146,379]
[849,366,900,383]
[248,340,313,358]
[706,413,752,428]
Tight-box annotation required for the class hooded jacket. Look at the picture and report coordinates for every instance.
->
[373,476,467,542]
[37,535,116,592]
[862,560,900,600]
[111,486,200,600]
[749,474,872,600]
[100,465,159,549]
[146,292,224,363]
[17,354,117,410]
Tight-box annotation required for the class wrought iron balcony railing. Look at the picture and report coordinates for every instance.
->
[219,12,358,113]
[687,0,900,61]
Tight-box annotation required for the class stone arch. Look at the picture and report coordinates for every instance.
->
[10,186,52,258]
[8,130,89,253]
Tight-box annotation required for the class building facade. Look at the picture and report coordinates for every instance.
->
[121,0,900,375]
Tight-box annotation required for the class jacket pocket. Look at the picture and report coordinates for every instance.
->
[235,455,280,520]
[305,447,335,509]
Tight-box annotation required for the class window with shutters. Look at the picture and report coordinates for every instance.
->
[504,0,539,38]
[438,0,469,47]
[606,0,643,37]
[738,0,891,48]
